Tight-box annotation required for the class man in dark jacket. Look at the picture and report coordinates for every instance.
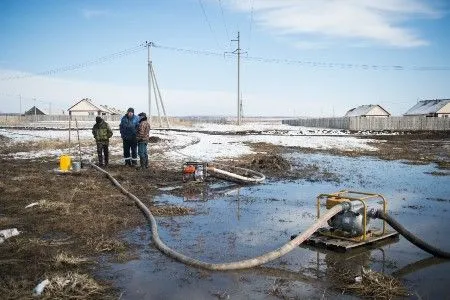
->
[92,116,113,167]
[119,107,140,166]
[136,112,151,169]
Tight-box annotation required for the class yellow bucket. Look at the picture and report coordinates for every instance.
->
[59,155,72,172]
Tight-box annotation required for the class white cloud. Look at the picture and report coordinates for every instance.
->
[0,69,237,116]
[227,0,443,47]
[81,9,110,19]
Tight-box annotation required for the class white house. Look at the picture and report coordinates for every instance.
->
[404,99,450,117]
[67,98,122,116]
[344,105,390,117]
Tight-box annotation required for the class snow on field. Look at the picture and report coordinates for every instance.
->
[179,122,350,135]
[0,123,378,161]
[162,131,377,162]
[161,132,254,161]
[0,128,121,142]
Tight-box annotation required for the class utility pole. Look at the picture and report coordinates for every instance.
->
[146,41,153,126]
[145,41,170,128]
[231,32,245,125]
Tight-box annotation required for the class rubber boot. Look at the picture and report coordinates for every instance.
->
[104,152,109,167]
[98,153,104,167]
[138,158,145,170]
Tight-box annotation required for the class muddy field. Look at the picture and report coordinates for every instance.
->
[0,130,449,299]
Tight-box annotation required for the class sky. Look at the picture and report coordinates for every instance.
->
[1,0,450,117]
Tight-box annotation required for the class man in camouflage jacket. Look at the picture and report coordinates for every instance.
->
[92,116,113,166]
[136,112,151,169]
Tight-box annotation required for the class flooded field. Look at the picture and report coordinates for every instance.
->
[104,153,450,299]
[1,126,448,299]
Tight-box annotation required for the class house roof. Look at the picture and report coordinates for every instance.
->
[345,104,390,117]
[99,105,115,114]
[404,99,450,116]
[99,105,124,115]
[68,98,106,112]
[24,106,46,115]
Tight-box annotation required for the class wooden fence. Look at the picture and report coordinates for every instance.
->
[282,117,450,131]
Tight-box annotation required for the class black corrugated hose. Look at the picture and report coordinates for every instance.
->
[369,209,450,258]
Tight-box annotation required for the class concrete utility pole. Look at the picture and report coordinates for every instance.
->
[231,32,245,125]
[144,41,170,128]
[146,41,153,126]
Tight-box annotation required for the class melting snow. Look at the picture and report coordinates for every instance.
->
[0,123,378,161]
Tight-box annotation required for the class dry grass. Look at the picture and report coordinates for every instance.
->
[43,272,109,299]
[0,277,35,300]
[150,205,193,216]
[0,216,16,227]
[54,252,89,266]
[335,267,409,299]
[37,199,72,214]
[86,236,127,253]
[0,157,193,298]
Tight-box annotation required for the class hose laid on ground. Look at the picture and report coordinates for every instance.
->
[369,209,450,259]
[90,163,343,270]
[207,166,266,184]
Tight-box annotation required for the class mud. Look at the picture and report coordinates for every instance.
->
[0,158,192,299]
[287,132,450,171]
[1,131,449,299]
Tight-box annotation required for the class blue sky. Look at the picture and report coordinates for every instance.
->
[1,0,449,117]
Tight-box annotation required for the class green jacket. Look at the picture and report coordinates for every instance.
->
[92,120,113,142]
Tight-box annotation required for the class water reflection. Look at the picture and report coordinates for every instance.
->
[300,235,399,280]
[392,256,449,278]
[183,184,243,219]
[110,152,449,299]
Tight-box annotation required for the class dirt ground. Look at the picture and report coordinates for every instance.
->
[0,132,448,299]
[0,158,194,299]
[278,132,450,170]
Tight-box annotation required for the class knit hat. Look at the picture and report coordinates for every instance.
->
[127,107,134,113]
[138,112,146,118]
[95,116,102,124]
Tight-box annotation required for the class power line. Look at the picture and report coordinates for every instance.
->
[152,43,450,71]
[198,0,220,49]
[0,44,145,81]
[248,0,254,51]
[218,0,230,45]
[154,43,225,57]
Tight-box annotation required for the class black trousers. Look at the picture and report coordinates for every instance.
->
[123,139,138,165]
[96,142,109,166]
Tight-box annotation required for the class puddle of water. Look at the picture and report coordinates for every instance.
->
[104,154,450,299]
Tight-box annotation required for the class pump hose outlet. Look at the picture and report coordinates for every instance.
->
[368,209,450,259]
